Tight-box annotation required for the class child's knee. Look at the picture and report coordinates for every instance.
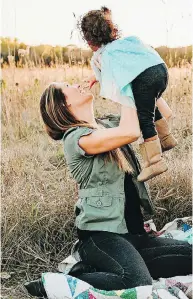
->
[164,110,173,121]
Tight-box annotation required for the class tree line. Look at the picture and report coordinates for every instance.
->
[0,37,192,68]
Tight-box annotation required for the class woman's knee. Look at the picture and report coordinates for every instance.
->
[158,239,192,256]
[146,254,192,279]
[121,266,152,288]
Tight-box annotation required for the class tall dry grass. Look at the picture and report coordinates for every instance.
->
[1,65,192,286]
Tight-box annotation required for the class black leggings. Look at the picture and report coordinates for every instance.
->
[76,232,192,291]
[132,63,168,139]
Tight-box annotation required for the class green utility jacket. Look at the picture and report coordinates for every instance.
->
[63,114,154,234]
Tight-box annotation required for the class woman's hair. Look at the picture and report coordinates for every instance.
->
[40,83,89,140]
[77,7,120,47]
[40,84,132,173]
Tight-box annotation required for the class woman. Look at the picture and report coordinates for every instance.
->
[25,82,191,296]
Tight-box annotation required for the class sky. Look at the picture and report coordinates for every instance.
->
[1,0,193,48]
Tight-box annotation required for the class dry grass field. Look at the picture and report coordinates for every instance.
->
[1,65,192,298]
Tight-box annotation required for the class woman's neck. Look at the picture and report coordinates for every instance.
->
[89,118,100,128]
[82,111,99,128]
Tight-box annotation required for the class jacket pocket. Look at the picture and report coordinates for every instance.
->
[86,196,112,208]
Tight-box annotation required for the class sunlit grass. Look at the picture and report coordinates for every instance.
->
[1,65,192,293]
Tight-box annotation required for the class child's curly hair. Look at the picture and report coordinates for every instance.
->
[77,6,121,47]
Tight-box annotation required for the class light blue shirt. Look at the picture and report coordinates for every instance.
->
[90,36,165,108]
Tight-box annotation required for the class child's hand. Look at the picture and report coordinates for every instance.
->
[89,78,98,89]
[88,75,98,89]
[83,75,98,89]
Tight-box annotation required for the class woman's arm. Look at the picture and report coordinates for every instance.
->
[79,106,140,155]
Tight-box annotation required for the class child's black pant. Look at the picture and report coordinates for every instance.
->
[132,63,169,139]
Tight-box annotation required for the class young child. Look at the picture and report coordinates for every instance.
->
[79,6,177,182]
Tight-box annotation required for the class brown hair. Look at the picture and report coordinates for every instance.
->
[40,84,132,173]
[78,7,120,48]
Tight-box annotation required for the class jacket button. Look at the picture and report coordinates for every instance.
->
[96,200,102,207]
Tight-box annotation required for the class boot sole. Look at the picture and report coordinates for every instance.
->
[161,137,178,152]
[162,142,178,152]
[137,161,168,182]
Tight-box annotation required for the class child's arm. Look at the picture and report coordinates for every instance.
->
[156,97,173,120]
[88,54,101,89]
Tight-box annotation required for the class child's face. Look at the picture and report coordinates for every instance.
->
[88,42,100,52]
[104,10,112,22]
[103,11,118,39]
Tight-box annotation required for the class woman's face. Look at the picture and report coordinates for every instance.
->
[54,82,94,120]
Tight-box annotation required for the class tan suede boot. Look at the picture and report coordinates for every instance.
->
[137,138,168,182]
[155,118,178,152]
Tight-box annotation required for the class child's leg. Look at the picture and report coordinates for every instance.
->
[154,106,163,122]
[131,83,157,143]
[156,97,172,121]
[154,106,177,152]
[132,64,169,141]
[131,65,169,182]
[131,91,168,182]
